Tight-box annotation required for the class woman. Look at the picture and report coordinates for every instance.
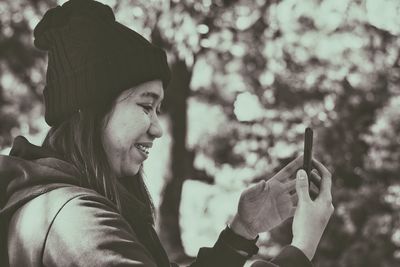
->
[0,0,334,266]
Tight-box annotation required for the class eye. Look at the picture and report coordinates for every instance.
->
[140,104,153,114]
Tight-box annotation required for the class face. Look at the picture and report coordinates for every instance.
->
[101,80,164,177]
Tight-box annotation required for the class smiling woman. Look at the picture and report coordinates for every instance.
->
[102,80,164,177]
[0,0,334,266]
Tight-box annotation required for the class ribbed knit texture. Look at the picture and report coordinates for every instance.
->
[34,0,171,126]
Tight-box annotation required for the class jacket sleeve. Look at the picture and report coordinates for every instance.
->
[43,194,158,267]
[186,230,312,267]
[270,245,312,267]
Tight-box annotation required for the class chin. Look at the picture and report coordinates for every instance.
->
[123,165,141,177]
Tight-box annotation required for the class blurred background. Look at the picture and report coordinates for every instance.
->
[1,0,400,266]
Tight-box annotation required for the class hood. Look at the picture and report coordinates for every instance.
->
[0,136,80,216]
[0,135,151,220]
[0,135,81,266]
[0,136,155,266]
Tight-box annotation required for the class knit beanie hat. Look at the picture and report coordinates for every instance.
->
[33,0,171,126]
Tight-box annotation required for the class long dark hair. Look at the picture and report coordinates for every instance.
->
[41,104,156,225]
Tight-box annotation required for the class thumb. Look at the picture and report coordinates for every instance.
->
[296,169,311,202]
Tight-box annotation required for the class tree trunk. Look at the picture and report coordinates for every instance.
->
[158,59,193,262]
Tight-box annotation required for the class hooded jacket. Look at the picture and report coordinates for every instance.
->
[0,136,312,267]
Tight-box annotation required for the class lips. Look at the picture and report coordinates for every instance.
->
[134,142,153,157]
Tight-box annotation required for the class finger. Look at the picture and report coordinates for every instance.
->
[296,169,311,202]
[275,155,304,182]
[309,169,322,188]
[252,180,266,190]
[283,179,296,193]
[242,180,266,200]
[290,194,298,206]
[312,158,333,200]
[312,158,331,180]
[255,180,268,195]
[310,183,319,200]
[309,171,321,201]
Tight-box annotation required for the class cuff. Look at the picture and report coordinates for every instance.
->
[202,226,259,266]
[222,225,259,258]
[271,245,312,267]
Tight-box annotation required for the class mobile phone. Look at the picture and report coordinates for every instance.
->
[303,127,313,180]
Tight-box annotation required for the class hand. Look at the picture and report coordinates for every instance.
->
[230,156,304,239]
[291,159,334,261]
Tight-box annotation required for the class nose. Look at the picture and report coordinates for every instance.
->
[148,115,163,139]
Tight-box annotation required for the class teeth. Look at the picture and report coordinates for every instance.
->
[136,144,149,154]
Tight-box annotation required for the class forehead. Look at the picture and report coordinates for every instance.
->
[119,80,164,102]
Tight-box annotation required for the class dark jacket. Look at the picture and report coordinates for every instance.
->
[0,136,312,267]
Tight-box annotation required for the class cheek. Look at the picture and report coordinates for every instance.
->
[102,113,129,156]
[101,102,151,176]
[102,125,124,159]
[106,109,150,146]
[123,107,152,135]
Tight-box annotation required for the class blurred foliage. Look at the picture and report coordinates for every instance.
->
[1,0,400,266]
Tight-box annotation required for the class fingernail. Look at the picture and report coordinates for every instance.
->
[297,169,306,180]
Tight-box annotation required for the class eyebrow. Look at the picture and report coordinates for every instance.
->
[140,91,162,102]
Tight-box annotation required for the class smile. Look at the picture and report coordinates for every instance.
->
[134,144,150,156]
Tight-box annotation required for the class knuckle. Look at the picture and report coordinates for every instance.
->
[299,183,309,189]
[323,197,333,207]
[329,204,335,215]
[326,195,333,203]
[321,197,333,209]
